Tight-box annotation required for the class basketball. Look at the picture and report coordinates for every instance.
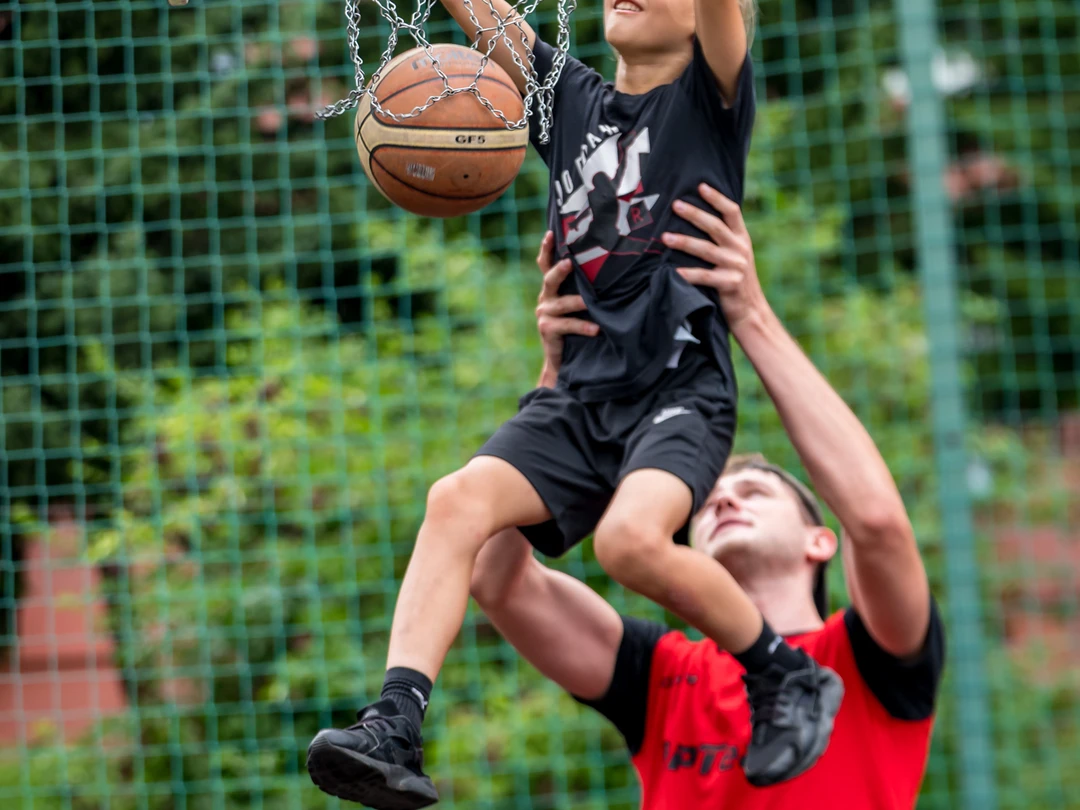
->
[355,44,529,218]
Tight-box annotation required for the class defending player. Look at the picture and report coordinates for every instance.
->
[306,2,842,807]
[471,187,945,809]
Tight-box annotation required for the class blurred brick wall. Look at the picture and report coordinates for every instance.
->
[994,411,1080,682]
[0,518,126,745]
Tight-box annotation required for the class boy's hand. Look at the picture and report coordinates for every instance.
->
[661,184,769,333]
[534,231,599,386]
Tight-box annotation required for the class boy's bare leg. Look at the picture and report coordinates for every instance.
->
[592,468,763,651]
[307,455,551,809]
[387,455,552,679]
[593,468,844,788]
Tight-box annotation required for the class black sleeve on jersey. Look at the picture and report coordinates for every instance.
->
[678,39,756,147]
[844,596,946,721]
[527,38,601,161]
[529,36,558,85]
[572,615,669,755]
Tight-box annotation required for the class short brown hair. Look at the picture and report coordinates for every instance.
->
[721,453,831,620]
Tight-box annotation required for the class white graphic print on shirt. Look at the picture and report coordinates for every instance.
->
[554,126,660,282]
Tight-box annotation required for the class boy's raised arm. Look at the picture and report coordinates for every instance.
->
[438,0,538,94]
[695,0,751,104]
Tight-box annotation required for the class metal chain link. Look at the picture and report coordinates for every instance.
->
[315,0,369,119]
[315,0,575,144]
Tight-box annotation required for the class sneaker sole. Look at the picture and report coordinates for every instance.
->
[306,734,439,809]
[747,670,846,788]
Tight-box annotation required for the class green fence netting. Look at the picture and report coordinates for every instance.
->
[0,0,1077,808]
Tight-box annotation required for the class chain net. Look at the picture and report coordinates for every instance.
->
[316,0,576,144]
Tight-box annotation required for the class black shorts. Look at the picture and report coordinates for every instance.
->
[474,346,736,557]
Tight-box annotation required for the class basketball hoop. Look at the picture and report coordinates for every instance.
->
[166,0,573,143]
[316,0,576,145]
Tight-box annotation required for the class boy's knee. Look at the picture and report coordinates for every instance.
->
[593,516,665,586]
[424,470,496,543]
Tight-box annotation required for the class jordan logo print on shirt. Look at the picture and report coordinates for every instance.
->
[556,127,659,281]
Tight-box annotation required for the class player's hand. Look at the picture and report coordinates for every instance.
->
[535,231,599,385]
[661,184,768,332]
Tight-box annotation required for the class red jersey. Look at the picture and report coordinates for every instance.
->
[578,603,944,810]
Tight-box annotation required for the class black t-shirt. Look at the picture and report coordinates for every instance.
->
[529,38,757,402]
[577,597,946,756]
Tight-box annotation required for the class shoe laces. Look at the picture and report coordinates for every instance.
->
[745,675,783,731]
[347,713,395,734]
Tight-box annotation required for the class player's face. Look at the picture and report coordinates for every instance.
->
[603,0,696,60]
[690,469,817,574]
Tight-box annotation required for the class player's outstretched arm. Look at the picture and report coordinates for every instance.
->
[437,0,537,95]
[470,530,624,699]
[695,0,752,104]
[663,185,931,659]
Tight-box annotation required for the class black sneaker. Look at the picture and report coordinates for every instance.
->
[741,657,844,787]
[306,699,438,809]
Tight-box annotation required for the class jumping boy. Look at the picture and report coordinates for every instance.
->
[307,1,843,806]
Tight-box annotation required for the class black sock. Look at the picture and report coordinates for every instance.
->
[380,667,432,731]
[731,620,806,676]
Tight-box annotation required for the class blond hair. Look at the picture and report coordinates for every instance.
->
[740,0,758,48]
